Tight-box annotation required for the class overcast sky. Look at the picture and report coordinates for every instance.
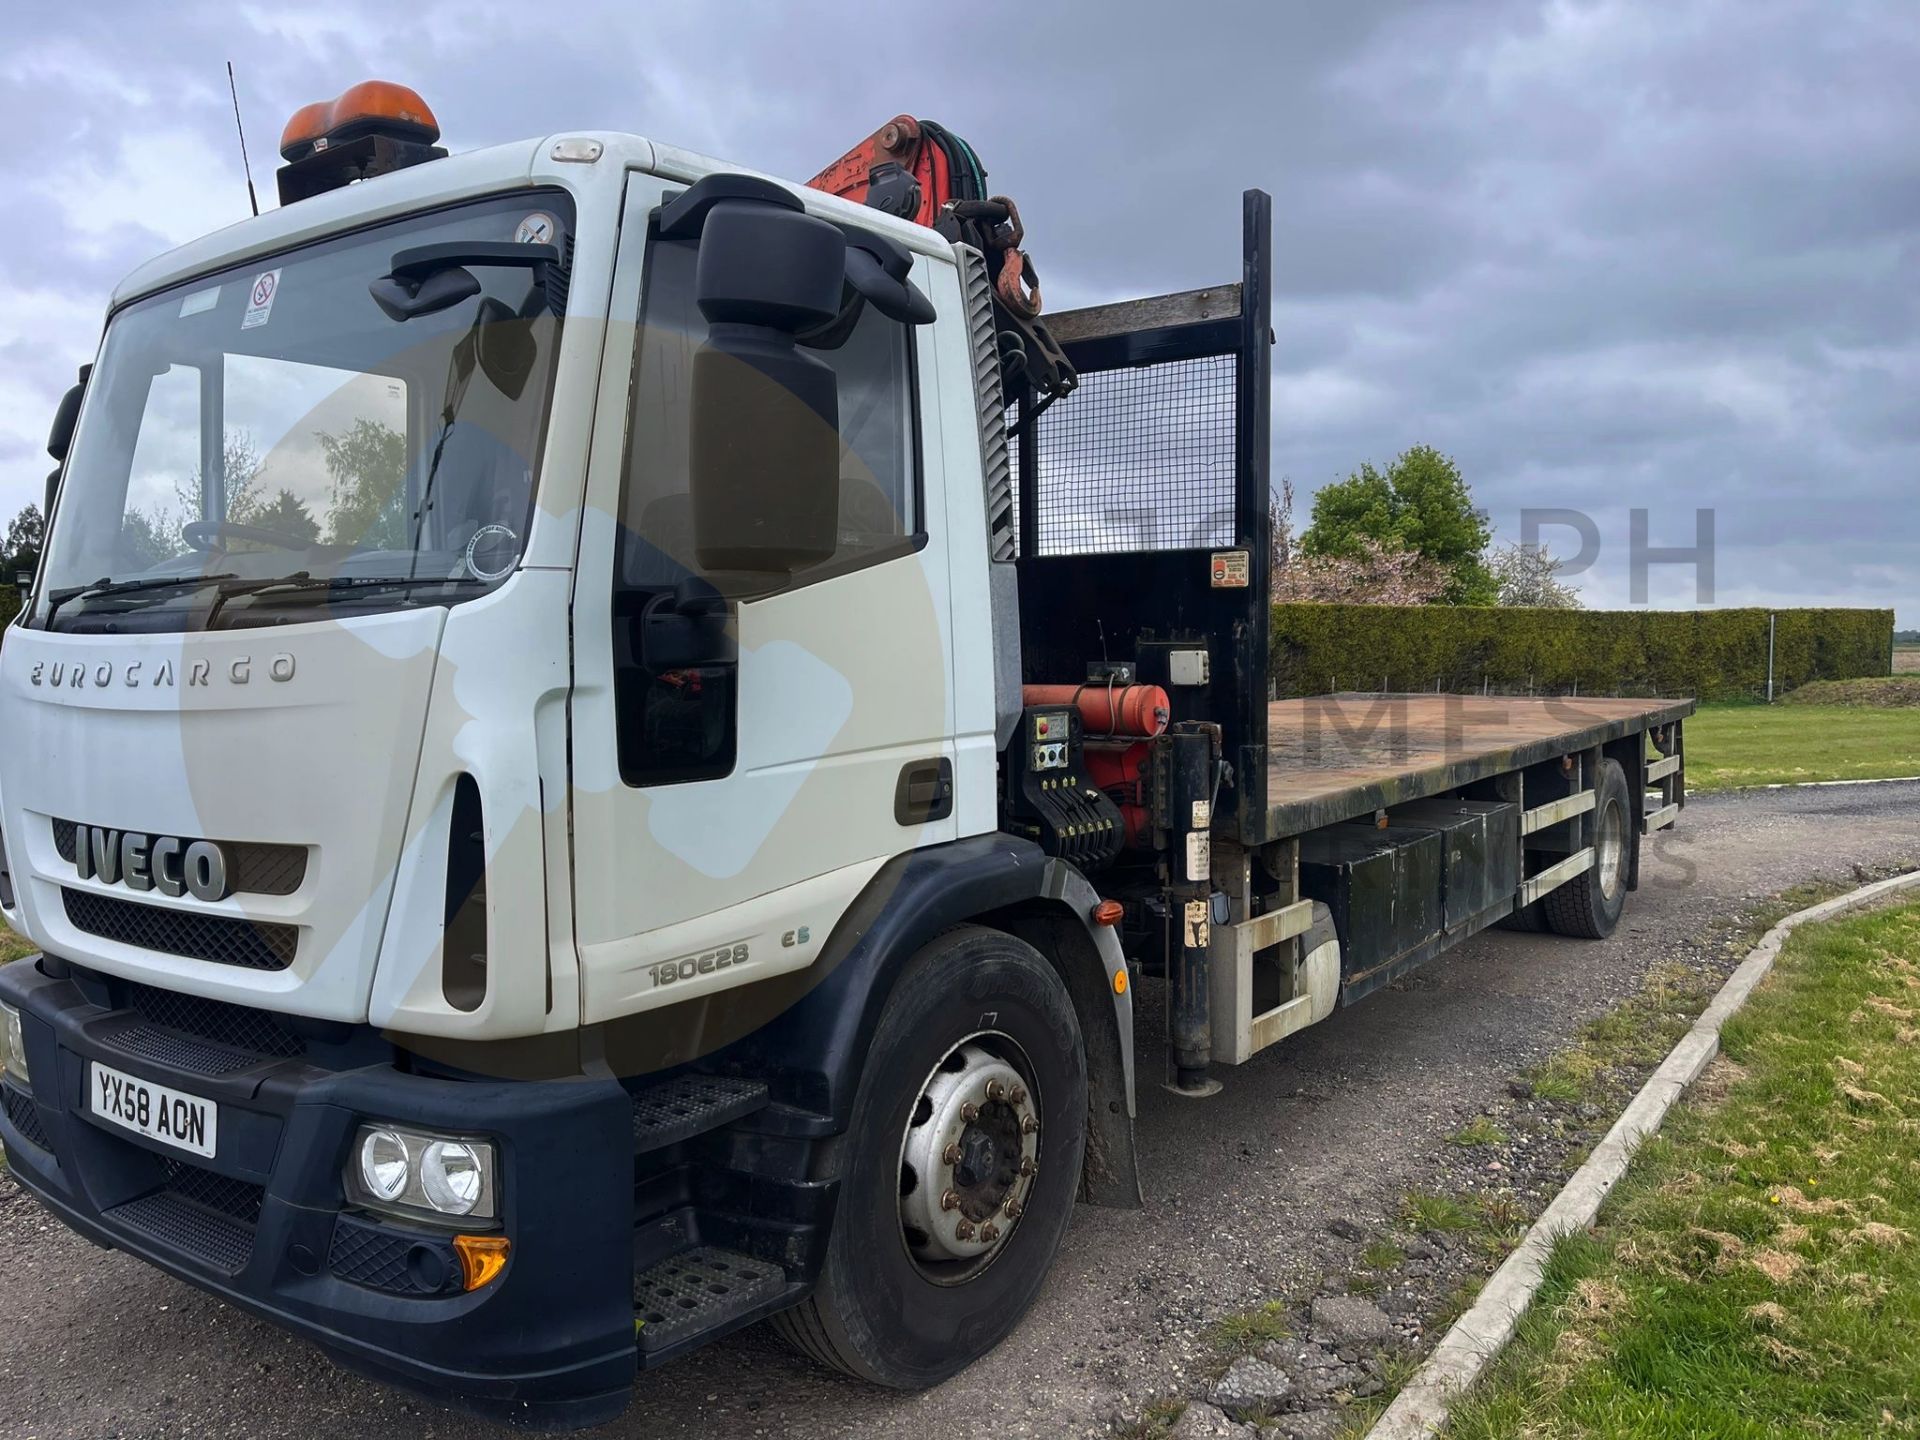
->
[3,0,1914,621]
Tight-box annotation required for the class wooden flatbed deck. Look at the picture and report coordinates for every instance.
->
[1264,693,1692,836]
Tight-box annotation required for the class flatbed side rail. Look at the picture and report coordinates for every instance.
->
[1643,718,1685,833]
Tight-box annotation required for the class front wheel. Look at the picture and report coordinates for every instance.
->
[1544,758,1632,938]
[771,925,1087,1387]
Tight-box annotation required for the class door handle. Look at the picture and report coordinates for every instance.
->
[895,758,954,825]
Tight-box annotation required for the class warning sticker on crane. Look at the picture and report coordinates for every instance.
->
[1183,899,1209,948]
[1186,831,1210,882]
[1210,550,1250,588]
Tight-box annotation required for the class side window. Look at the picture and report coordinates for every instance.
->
[611,229,924,787]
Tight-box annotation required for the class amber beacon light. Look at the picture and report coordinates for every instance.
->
[276,81,447,204]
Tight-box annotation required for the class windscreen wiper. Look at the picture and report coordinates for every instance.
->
[41,573,240,625]
[205,571,486,625]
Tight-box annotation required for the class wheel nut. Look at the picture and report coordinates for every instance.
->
[961,1101,980,1122]
[940,1189,961,1212]
[1009,1086,1027,1106]
[955,1220,976,1241]
[985,1080,1005,1101]
[942,1141,961,1165]
[980,1223,999,1242]
[1019,1156,1036,1177]
[1003,1198,1022,1219]
[1021,1114,1039,1134]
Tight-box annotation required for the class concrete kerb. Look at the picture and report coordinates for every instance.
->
[1364,868,1920,1440]
[1758,775,1920,790]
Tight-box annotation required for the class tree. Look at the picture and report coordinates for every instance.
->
[1490,541,1582,609]
[181,431,267,526]
[317,419,408,549]
[1270,477,1448,605]
[1300,445,1496,605]
[1274,535,1450,605]
[4,504,46,578]
[248,489,321,544]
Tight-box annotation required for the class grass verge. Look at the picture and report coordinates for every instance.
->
[1448,897,1920,1437]
[1518,963,1720,1107]
[0,920,30,965]
[1685,701,1920,790]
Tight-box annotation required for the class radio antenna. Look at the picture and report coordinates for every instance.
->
[226,61,260,217]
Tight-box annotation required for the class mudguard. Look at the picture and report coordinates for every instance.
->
[702,833,1140,1206]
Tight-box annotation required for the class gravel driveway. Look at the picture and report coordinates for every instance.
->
[3,781,1915,1440]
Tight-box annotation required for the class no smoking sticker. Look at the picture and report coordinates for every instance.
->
[242,269,282,330]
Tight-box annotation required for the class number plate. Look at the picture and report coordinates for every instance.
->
[88,1061,217,1158]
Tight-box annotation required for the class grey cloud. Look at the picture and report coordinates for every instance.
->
[1,0,1913,623]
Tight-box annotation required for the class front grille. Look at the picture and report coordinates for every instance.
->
[120,981,304,1064]
[108,1158,264,1273]
[52,818,307,897]
[63,888,297,971]
[109,1024,276,1077]
[2,1084,50,1151]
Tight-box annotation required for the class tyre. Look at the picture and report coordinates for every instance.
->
[1496,900,1545,932]
[771,925,1086,1388]
[1543,758,1631,939]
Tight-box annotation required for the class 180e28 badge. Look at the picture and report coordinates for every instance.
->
[647,941,749,988]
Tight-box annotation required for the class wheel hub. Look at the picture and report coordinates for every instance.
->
[1597,796,1626,901]
[899,1040,1040,1277]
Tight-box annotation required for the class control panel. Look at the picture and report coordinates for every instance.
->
[1001,706,1124,869]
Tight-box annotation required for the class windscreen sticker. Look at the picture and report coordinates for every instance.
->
[241,269,282,330]
[514,212,557,245]
[178,285,220,318]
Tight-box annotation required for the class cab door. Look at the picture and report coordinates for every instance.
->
[567,173,959,1031]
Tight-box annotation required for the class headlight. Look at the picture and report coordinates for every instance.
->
[346,1124,496,1222]
[1,1002,25,1086]
[358,1128,410,1201]
[421,1140,486,1215]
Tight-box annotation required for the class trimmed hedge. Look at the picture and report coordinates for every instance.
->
[0,583,1889,703]
[1270,605,1893,702]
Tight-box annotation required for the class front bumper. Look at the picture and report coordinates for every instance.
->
[0,955,638,1429]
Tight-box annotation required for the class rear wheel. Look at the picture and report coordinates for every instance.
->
[1543,758,1631,938]
[771,925,1086,1387]
[1496,899,1545,932]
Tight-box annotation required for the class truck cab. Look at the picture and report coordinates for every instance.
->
[0,96,1138,1424]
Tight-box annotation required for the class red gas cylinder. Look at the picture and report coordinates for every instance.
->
[1022,683,1171,739]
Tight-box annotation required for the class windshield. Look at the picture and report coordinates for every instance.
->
[32,190,573,632]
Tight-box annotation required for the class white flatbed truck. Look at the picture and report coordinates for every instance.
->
[0,85,1689,1425]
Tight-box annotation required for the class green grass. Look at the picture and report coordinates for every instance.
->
[1115,1396,1186,1440]
[0,921,30,965]
[1361,1238,1408,1271]
[1449,1116,1509,1147]
[1449,898,1920,1438]
[1685,701,1920,790]
[1519,964,1719,1107]
[1207,1299,1293,1353]
[1402,1190,1479,1233]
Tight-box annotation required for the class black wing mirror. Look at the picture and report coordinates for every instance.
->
[45,361,90,520]
[47,365,88,464]
[660,175,848,585]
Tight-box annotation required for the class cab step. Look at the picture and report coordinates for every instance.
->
[630,1074,769,1154]
[633,1246,796,1363]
